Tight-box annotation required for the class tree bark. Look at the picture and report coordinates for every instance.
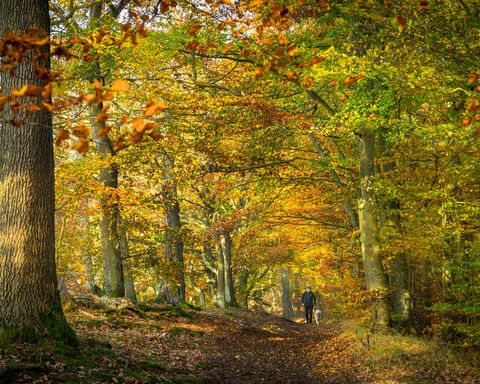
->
[91,103,124,297]
[161,155,186,302]
[0,0,75,343]
[357,127,390,331]
[215,241,226,308]
[222,232,237,306]
[118,214,137,302]
[281,268,294,319]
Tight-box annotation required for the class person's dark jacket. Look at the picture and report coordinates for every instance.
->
[302,291,316,307]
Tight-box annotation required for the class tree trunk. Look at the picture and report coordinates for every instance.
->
[281,268,294,319]
[91,103,124,297]
[118,214,137,302]
[357,127,390,331]
[81,254,103,296]
[161,155,186,302]
[0,0,76,343]
[222,233,237,307]
[215,242,226,308]
[238,269,249,309]
[202,241,217,300]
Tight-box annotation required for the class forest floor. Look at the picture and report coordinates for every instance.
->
[0,303,480,383]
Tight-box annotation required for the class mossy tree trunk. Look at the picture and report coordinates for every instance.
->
[357,127,390,331]
[0,0,76,343]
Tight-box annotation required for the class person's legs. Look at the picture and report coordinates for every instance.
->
[305,305,313,323]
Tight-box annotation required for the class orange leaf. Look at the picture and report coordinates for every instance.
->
[396,14,406,28]
[308,56,325,66]
[344,76,358,85]
[82,94,96,104]
[114,138,128,152]
[55,129,70,146]
[72,122,90,138]
[468,73,479,84]
[223,43,234,53]
[188,24,202,36]
[462,116,472,127]
[27,104,42,113]
[255,67,266,79]
[42,83,52,100]
[75,138,89,154]
[0,96,11,107]
[132,117,146,132]
[466,100,476,111]
[327,79,338,87]
[277,35,288,45]
[111,79,129,92]
[186,40,200,51]
[144,101,168,117]
[96,125,112,137]
[12,85,44,97]
[42,102,53,111]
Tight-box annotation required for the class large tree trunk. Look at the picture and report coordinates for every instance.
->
[161,155,186,302]
[0,0,75,343]
[357,127,390,331]
[222,233,237,307]
[281,268,294,319]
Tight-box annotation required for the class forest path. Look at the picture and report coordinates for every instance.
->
[1,305,479,383]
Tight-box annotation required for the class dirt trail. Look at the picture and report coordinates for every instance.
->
[193,310,361,384]
[1,306,479,383]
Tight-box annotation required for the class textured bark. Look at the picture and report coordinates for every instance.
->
[238,269,249,309]
[378,136,411,322]
[357,127,390,331]
[222,233,237,306]
[81,254,103,296]
[161,155,186,301]
[202,241,217,300]
[118,214,137,302]
[0,0,75,343]
[215,242,226,308]
[281,268,294,319]
[91,103,124,297]
[392,252,410,321]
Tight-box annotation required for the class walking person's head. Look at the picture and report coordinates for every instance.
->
[306,285,312,292]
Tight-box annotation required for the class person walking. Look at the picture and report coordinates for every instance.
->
[301,286,316,323]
